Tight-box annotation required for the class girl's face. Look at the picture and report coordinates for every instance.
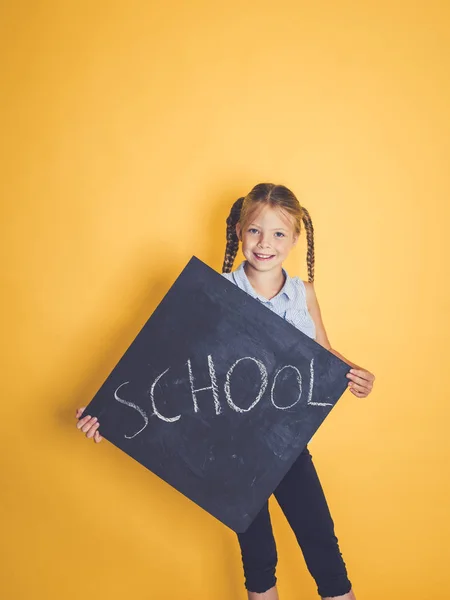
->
[236,204,298,273]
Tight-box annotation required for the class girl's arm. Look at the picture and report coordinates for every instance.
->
[304,281,375,397]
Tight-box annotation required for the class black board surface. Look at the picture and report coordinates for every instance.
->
[81,256,350,532]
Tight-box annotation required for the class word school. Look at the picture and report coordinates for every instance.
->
[114,355,333,439]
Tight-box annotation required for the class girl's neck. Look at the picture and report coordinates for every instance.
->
[243,261,286,300]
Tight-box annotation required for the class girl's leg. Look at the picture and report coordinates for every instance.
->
[236,499,279,597]
[247,587,279,600]
[322,592,356,600]
[273,446,354,599]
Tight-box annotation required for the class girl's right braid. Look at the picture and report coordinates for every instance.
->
[301,206,315,283]
[222,196,245,273]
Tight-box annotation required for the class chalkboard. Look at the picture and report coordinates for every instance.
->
[81,256,350,532]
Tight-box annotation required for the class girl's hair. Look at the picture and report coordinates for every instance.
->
[222,183,315,282]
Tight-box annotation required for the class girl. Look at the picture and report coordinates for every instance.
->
[76,182,375,600]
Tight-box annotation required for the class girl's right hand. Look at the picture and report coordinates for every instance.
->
[76,406,103,443]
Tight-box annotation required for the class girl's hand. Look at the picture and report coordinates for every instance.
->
[346,368,375,398]
[76,407,103,443]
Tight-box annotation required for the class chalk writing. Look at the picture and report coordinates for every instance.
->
[114,382,149,439]
[188,355,221,415]
[224,357,268,413]
[114,354,332,439]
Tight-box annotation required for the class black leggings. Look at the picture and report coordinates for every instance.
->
[236,446,352,598]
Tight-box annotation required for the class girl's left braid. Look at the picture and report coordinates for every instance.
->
[301,206,315,283]
[222,196,245,273]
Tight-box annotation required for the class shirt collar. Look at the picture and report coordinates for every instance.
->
[234,261,295,302]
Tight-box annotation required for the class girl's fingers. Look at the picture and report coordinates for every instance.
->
[347,372,371,385]
[75,409,103,441]
[81,417,98,433]
[349,383,372,397]
[86,422,100,439]
[350,368,370,378]
[346,368,375,398]
[347,373,374,395]
[352,388,367,397]
[76,414,91,429]
[350,369,375,384]
[350,382,369,393]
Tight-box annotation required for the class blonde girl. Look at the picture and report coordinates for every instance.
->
[76,182,375,600]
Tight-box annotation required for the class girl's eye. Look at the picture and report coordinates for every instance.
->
[248,228,259,234]
[274,232,285,238]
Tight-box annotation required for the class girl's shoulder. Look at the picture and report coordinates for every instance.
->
[287,274,308,295]
[300,279,319,312]
[286,276,316,312]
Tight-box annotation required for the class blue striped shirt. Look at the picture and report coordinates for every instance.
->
[221,261,316,340]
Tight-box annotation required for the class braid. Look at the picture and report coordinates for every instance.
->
[301,206,315,283]
[222,196,244,273]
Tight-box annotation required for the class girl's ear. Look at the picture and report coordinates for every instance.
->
[292,233,299,246]
[236,222,242,241]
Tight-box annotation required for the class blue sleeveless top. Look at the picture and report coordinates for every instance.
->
[221,261,316,340]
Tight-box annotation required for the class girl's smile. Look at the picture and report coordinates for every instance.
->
[253,252,275,261]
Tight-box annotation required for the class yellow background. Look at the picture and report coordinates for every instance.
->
[1,1,449,599]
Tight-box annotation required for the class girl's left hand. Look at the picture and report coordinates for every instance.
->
[346,368,375,398]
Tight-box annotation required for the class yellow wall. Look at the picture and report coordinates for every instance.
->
[1,1,449,598]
